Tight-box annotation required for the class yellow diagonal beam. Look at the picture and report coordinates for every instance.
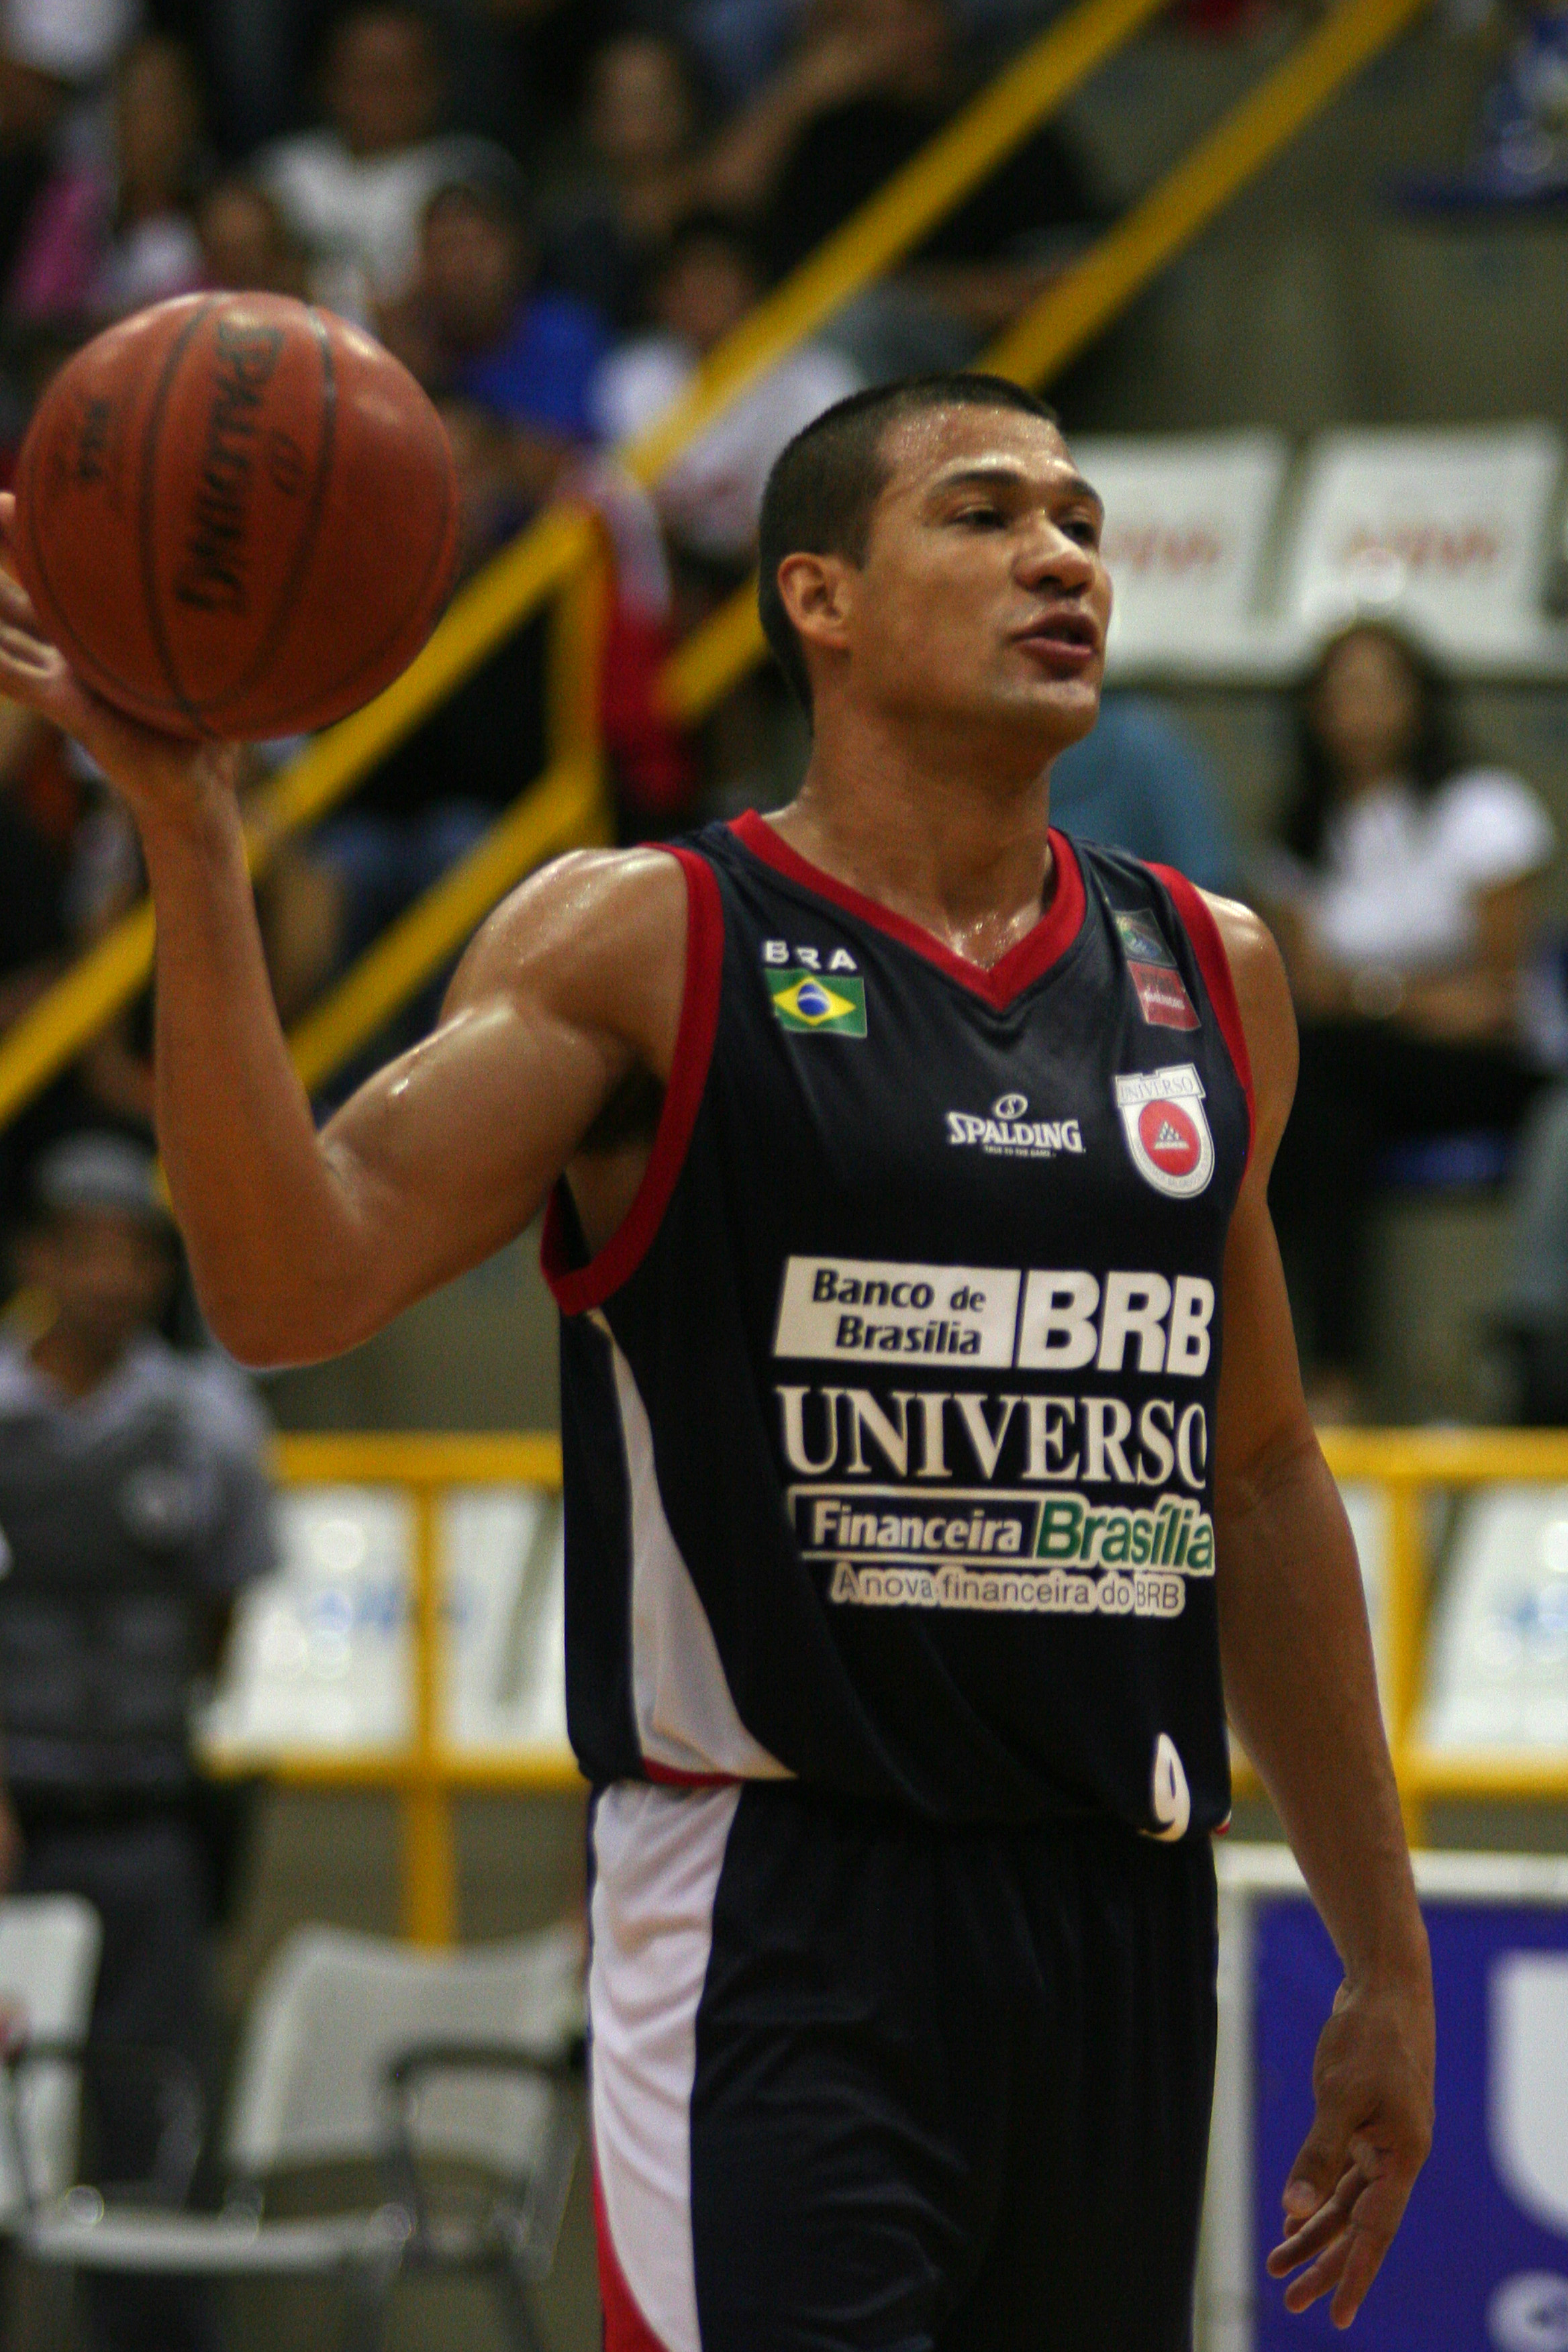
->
[985,0,1430,385]
[663,0,1432,723]
[288,753,609,1093]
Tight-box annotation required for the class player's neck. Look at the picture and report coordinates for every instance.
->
[773,718,1058,970]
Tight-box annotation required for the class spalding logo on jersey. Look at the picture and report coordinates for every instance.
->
[1114,1064,1215,1199]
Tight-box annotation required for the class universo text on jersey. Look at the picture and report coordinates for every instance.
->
[776,1385,1210,1491]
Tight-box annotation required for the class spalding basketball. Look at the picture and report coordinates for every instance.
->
[13,293,459,740]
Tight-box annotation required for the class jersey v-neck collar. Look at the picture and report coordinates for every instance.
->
[728,808,1086,1012]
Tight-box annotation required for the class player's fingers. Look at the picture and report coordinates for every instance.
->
[1324,2147,1420,2328]
[0,565,47,644]
[1282,2231,1355,2316]
[0,621,58,686]
[1266,2163,1359,2273]
[1281,2106,1355,2231]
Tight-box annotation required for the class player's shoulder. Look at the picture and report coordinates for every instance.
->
[450,841,695,1046]
[495,842,690,961]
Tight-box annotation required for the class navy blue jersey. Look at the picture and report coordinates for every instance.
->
[544,814,1253,1836]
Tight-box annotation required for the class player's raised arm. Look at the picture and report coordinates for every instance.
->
[1207,893,1434,2331]
[0,505,687,1365]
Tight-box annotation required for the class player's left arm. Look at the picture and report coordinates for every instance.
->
[1204,890,1434,2332]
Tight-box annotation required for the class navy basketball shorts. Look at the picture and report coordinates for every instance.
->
[588,1779,1218,2352]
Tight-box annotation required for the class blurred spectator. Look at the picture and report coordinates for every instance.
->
[383,153,608,469]
[256,3,499,318]
[0,2,116,301]
[0,703,158,1214]
[262,389,693,1022]
[698,0,1099,372]
[6,33,206,326]
[592,213,861,563]
[0,715,67,1036]
[1258,619,1554,1417]
[1050,693,1237,895]
[543,30,712,331]
[0,1131,271,2352]
[195,170,309,297]
[260,393,554,1029]
[3,0,136,87]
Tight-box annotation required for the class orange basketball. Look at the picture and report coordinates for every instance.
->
[12,293,459,741]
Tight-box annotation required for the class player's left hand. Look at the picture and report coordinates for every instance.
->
[1265,1963,1434,2329]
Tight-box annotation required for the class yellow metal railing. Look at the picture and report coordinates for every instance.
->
[234,1428,1568,1943]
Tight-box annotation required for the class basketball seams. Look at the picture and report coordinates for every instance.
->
[138,295,219,729]
[16,332,205,732]
[15,293,459,742]
[202,410,457,737]
[186,306,340,730]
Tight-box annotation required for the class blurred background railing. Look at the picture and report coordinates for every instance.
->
[219,1431,1568,1941]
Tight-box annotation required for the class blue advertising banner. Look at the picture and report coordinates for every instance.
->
[1252,1898,1568,2352]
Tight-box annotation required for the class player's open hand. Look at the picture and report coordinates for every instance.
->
[0,493,239,826]
[1267,1963,1434,2328]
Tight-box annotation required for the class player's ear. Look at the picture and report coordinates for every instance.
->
[775,552,856,655]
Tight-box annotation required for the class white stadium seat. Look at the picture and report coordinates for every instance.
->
[0,1897,101,2221]
[1420,1484,1568,1751]
[1069,432,1297,683]
[1281,423,1568,677]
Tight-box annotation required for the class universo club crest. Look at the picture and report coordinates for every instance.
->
[1114,1063,1215,1199]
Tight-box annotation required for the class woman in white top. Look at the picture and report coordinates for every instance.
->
[1261,618,1555,1418]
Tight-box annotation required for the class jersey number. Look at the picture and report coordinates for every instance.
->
[1150,1733,1191,1841]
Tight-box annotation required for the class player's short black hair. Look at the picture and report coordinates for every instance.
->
[756,374,1059,715]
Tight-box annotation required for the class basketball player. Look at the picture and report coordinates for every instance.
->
[0,376,1432,2349]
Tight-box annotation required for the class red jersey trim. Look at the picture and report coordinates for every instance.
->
[728,809,1085,1012]
[642,1759,744,1787]
[541,848,724,1316]
[594,2163,674,2352]
[1151,865,1256,1169]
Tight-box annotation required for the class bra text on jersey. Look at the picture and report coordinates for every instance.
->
[762,937,867,1036]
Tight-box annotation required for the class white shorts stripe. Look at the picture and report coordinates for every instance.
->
[609,1338,790,1781]
[590,1780,742,2352]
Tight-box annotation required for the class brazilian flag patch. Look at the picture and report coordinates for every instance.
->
[767,969,867,1036]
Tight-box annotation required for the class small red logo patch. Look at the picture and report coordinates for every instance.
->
[1130,962,1199,1031]
[1138,1099,1202,1179]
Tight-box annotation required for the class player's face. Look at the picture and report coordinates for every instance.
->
[850,407,1110,752]
[23,1212,171,1357]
